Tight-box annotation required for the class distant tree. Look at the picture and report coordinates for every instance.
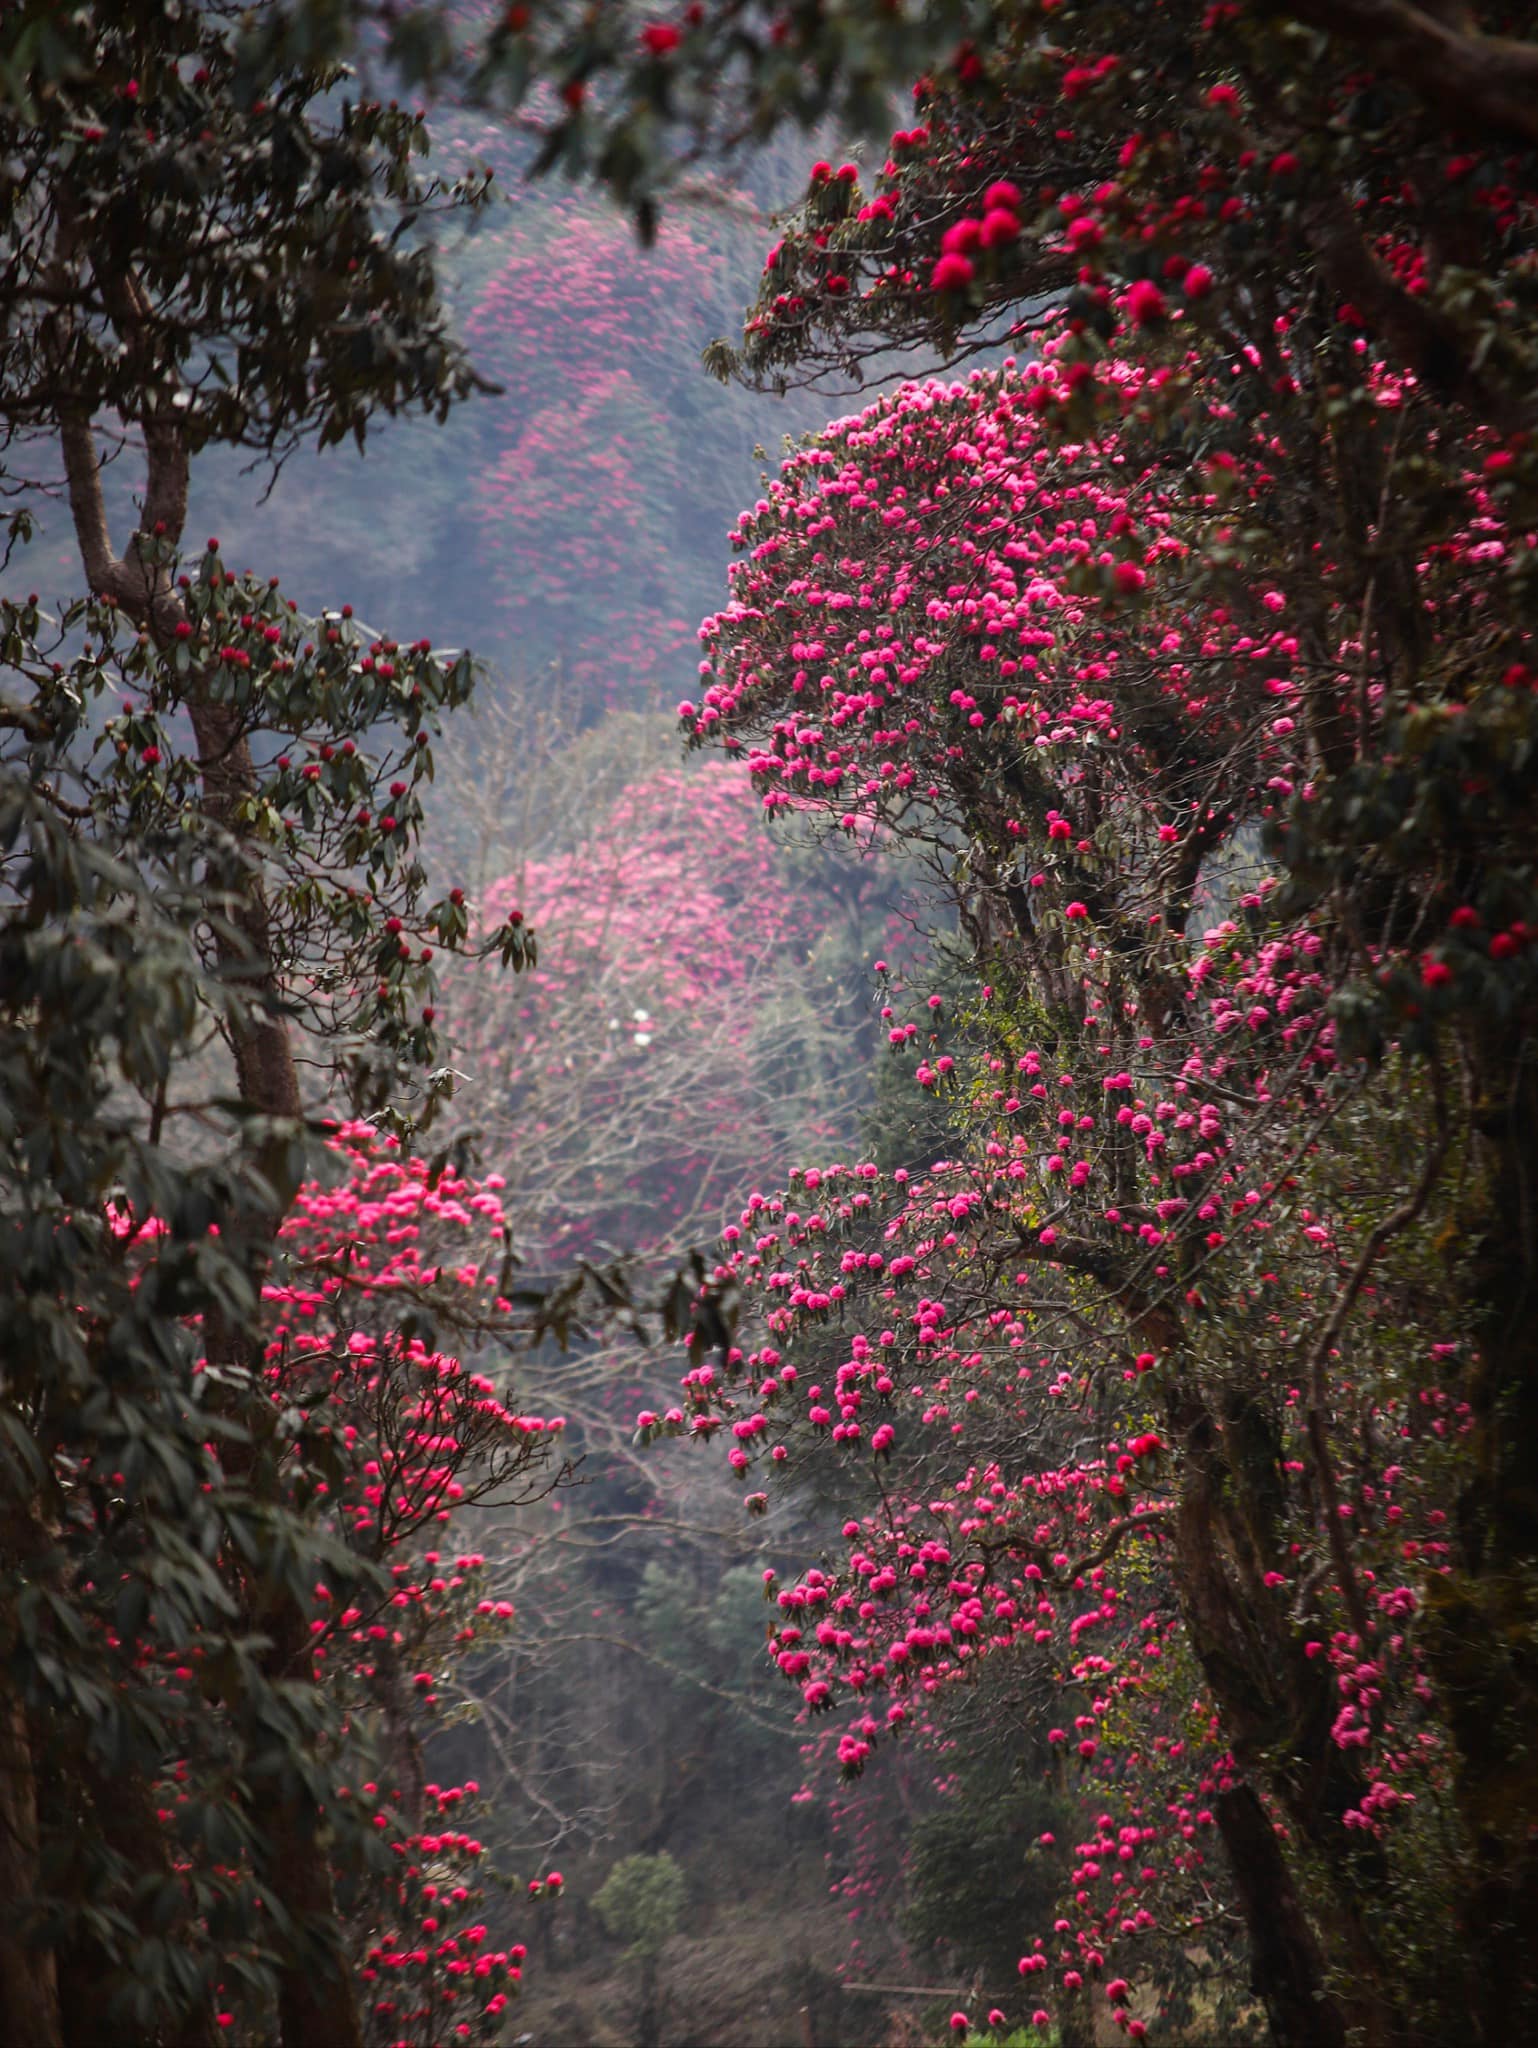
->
[454,754,880,1262]
[458,195,790,715]
[407,711,893,1918]
[593,1851,687,2048]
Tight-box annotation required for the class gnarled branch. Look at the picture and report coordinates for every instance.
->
[1282,0,1538,148]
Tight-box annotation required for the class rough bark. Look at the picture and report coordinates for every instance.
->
[1279,0,1538,148]
[0,1688,62,2048]
[1417,1018,1538,2042]
[1168,1379,1409,2045]
[1215,1780,1345,2048]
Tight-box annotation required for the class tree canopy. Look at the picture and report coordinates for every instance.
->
[655,7,1538,2045]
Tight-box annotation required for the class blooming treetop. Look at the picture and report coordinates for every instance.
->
[654,247,1536,2048]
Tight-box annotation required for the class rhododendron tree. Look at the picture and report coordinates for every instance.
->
[661,12,1538,2037]
[0,11,541,2046]
[10,4,1538,2043]
[0,554,535,2046]
[265,1124,567,2048]
[50,1126,565,2048]
[452,755,882,1265]
[458,194,821,714]
[0,784,571,2048]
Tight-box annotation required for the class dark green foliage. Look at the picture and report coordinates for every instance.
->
[0,711,380,2034]
[0,1,485,472]
[902,1758,1069,1994]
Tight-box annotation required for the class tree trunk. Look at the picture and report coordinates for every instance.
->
[0,1686,62,2048]
[1168,1383,1398,2043]
[1215,1781,1344,2048]
[635,1952,662,2048]
[269,1799,365,2048]
[256,1602,365,2048]
[1418,1019,1538,2042]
